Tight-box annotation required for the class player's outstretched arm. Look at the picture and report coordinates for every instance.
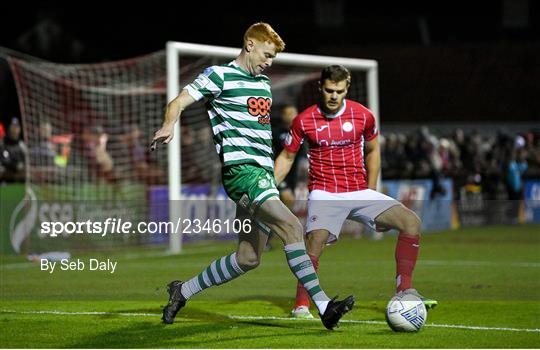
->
[151,90,196,150]
[274,149,297,185]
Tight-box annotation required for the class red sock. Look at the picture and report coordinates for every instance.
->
[294,254,319,308]
[395,232,420,292]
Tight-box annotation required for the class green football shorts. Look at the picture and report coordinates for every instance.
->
[222,163,279,215]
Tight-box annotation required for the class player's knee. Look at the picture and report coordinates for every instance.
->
[272,215,303,243]
[307,231,327,245]
[306,232,326,256]
[402,210,421,235]
[282,217,304,242]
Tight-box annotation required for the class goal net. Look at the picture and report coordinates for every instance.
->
[5,50,168,254]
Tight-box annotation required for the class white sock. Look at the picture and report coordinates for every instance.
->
[315,300,329,314]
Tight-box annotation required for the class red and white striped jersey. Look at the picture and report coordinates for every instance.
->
[283,99,378,193]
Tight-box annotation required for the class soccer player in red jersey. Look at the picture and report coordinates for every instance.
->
[274,65,438,319]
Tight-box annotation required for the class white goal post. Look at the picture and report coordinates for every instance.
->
[166,41,379,254]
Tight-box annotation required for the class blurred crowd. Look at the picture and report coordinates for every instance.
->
[1,115,539,201]
[0,118,25,182]
[0,117,164,186]
[380,126,540,199]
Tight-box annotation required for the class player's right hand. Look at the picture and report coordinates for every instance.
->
[151,124,174,151]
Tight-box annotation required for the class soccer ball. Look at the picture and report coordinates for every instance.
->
[385,292,427,332]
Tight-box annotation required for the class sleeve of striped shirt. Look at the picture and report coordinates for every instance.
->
[283,113,304,153]
[184,66,224,101]
[363,110,379,141]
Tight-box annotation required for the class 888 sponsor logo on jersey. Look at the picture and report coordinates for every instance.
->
[247,97,271,125]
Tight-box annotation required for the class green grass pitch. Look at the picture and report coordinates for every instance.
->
[1,224,539,348]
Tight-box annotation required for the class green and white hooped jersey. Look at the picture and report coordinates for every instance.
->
[184,61,274,171]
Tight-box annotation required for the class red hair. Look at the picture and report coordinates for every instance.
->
[244,22,285,53]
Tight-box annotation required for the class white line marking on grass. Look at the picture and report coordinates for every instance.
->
[228,315,540,333]
[2,309,539,333]
[0,309,160,317]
